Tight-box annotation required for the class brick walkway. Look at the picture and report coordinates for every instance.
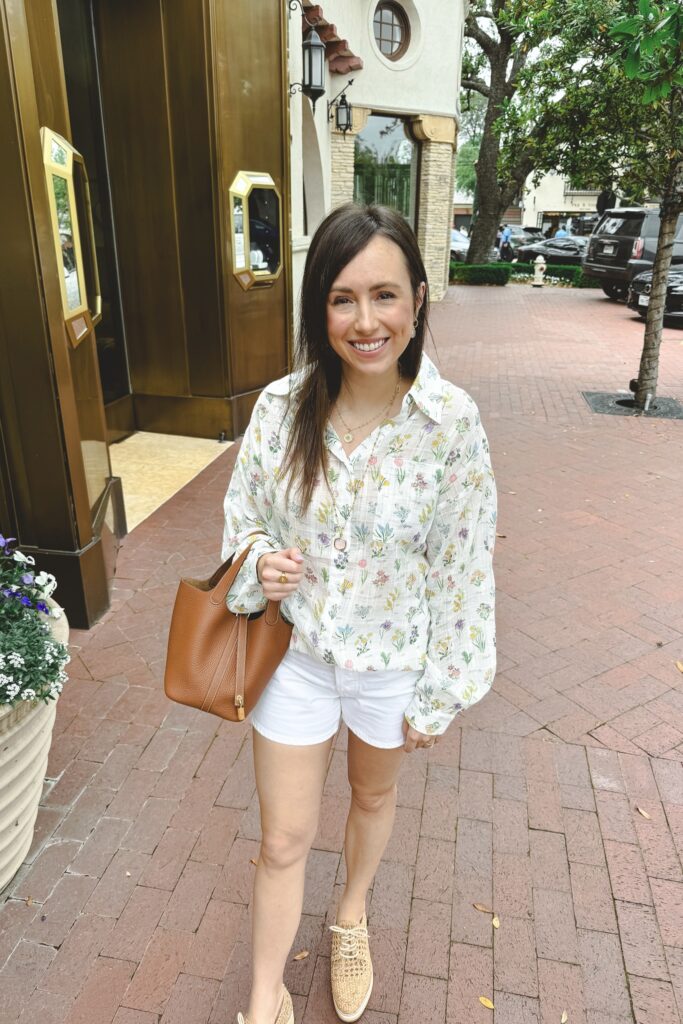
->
[2,285,683,1024]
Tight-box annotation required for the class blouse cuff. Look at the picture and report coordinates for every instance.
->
[225,536,277,614]
[404,656,469,736]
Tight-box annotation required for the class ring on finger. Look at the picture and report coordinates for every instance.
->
[278,572,288,585]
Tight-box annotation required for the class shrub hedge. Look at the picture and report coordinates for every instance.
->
[450,264,511,285]
[450,261,601,289]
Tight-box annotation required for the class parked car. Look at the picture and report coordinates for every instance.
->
[516,235,589,266]
[627,266,683,320]
[583,207,683,300]
[505,225,537,253]
[450,228,500,263]
[450,228,470,262]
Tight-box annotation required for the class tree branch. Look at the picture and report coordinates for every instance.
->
[465,15,498,59]
[461,78,491,98]
[505,49,528,94]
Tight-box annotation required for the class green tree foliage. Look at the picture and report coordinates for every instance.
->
[498,0,682,406]
[461,2,552,262]
[455,138,480,196]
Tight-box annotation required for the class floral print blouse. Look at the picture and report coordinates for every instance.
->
[222,354,497,736]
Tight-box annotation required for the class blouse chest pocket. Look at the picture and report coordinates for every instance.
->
[371,458,441,548]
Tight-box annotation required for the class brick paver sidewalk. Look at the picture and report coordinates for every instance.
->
[1,285,682,1024]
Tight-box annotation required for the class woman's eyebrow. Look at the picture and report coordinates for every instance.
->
[329,281,402,293]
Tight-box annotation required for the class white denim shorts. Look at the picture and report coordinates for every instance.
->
[250,648,421,749]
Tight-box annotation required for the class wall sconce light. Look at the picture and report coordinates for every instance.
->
[328,79,355,135]
[289,1,326,111]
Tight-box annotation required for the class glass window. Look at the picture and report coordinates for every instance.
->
[373,3,410,61]
[354,114,419,227]
[594,213,646,237]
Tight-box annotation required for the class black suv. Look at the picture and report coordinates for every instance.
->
[583,207,683,300]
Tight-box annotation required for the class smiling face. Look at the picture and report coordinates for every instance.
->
[326,235,425,387]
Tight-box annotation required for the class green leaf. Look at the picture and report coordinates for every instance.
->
[639,0,650,17]
[610,16,643,38]
[624,44,642,78]
[639,33,658,56]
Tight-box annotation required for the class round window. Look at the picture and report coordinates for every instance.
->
[373,2,410,61]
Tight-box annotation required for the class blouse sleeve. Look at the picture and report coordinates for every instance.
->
[404,402,497,735]
[221,395,280,614]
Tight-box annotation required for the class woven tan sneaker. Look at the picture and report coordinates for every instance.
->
[329,914,373,1022]
[237,985,294,1024]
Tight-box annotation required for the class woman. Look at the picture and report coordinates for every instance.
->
[223,203,497,1024]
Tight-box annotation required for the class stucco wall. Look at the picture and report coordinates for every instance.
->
[522,171,600,226]
[289,1,467,316]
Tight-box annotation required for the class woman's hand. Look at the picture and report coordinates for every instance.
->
[257,547,304,601]
[402,717,441,753]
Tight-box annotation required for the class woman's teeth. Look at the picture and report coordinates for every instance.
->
[350,338,388,352]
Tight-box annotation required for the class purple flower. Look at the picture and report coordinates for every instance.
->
[458,528,469,541]
[318,532,331,547]
[454,618,465,632]
[20,596,32,607]
[36,601,49,614]
[22,573,34,585]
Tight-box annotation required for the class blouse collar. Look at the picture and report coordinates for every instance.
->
[264,352,445,425]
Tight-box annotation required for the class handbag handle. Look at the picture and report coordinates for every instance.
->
[209,534,267,606]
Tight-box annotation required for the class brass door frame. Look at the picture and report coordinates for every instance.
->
[1,0,94,551]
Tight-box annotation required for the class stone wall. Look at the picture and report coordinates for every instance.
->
[329,130,355,209]
[416,140,456,301]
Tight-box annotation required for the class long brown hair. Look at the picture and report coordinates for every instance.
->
[281,203,430,511]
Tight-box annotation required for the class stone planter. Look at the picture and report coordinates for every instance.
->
[0,601,69,893]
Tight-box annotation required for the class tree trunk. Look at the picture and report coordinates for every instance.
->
[634,160,683,409]
[466,54,510,264]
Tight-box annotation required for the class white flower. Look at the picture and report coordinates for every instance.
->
[0,673,11,685]
[12,551,35,565]
[8,653,25,668]
[0,654,4,668]
[20,688,36,701]
[34,571,57,596]
[5,683,20,698]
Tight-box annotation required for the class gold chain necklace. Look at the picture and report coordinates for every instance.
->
[335,370,401,444]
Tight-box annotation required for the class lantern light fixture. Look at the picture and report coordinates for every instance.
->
[327,78,355,135]
[288,1,326,111]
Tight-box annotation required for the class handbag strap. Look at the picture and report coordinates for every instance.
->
[236,612,248,714]
[209,534,266,606]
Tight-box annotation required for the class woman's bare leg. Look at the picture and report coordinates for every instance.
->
[336,732,404,924]
[247,730,334,1024]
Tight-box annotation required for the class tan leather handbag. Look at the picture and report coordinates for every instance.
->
[163,540,292,722]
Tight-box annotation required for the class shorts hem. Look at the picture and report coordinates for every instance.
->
[251,718,340,747]
[345,722,406,750]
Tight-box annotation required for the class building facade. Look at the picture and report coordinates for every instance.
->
[289,0,466,302]
[0,0,466,627]
[521,172,602,235]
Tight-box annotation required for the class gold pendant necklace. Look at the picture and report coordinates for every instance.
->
[336,370,401,444]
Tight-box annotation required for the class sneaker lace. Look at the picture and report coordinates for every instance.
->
[329,923,368,962]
